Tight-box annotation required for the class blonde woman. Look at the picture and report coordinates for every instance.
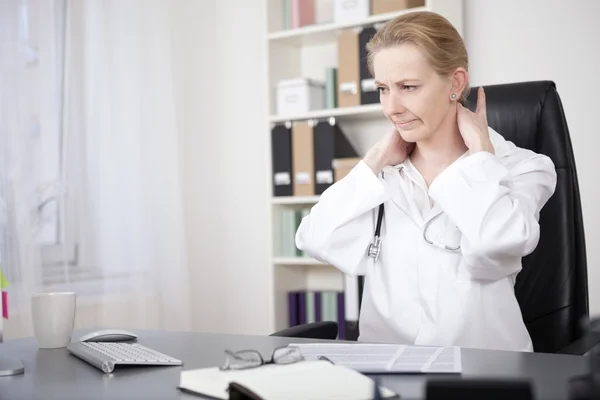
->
[295,11,556,352]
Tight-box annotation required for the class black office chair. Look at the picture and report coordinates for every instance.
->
[271,81,599,355]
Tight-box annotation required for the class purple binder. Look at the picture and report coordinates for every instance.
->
[288,291,298,327]
[298,291,306,325]
[315,291,322,322]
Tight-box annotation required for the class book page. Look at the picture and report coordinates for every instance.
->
[178,360,399,400]
[288,343,462,374]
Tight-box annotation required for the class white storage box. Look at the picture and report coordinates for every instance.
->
[334,0,369,24]
[276,78,325,116]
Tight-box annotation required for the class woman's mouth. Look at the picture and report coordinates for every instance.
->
[395,119,417,129]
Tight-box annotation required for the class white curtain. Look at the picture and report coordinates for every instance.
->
[0,0,45,341]
[1,0,192,339]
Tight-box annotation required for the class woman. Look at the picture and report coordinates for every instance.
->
[295,11,556,352]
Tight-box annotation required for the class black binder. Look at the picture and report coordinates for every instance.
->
[359,26,379,105]
[312,119,358,195]
[271,122,293,197]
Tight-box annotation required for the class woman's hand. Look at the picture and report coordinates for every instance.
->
[363,129,415,175]
[457,87,495,154]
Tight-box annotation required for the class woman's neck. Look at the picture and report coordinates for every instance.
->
[409,110,467,186]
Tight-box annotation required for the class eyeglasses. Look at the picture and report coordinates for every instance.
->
[220,346,304,371]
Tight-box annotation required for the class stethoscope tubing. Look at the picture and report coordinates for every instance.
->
[369,203,461,261]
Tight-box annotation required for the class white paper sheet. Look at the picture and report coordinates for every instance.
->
[288,343,462,374]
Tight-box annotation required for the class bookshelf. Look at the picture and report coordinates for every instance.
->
[268,7,428,46]
[273,257,325,265]
[265,0,464,333]
[269,103,383,123]
[271,195,320,205]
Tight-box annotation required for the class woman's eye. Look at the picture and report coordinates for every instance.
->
[403,85,417,92]
[377,87,388,94]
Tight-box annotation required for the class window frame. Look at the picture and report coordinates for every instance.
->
[34,0,79,270]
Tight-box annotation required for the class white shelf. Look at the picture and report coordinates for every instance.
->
[270,103,383,123]
[268,8,427,47]
[271,195,320,205]
[273,257,325,266]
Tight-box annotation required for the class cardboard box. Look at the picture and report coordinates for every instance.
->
[277,78,325,116]
[334,0,369,24]
[371,0,425,15]
[333,157,362,182]
[292,121,315,196]
[337,28,361,108]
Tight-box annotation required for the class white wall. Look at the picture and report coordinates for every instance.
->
[169,0,224,333]
[213,0,272,333]
[171,0,272,335]
[465,0,600,317]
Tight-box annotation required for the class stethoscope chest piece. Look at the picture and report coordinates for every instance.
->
[367,204,385,262]
[368,236,382,262]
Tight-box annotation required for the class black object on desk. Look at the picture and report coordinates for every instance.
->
[425,379,535,400]
[568,334,600,400]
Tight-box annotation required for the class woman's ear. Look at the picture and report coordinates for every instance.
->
[450,67,468,100]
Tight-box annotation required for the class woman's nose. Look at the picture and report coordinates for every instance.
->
[383,91,406,116]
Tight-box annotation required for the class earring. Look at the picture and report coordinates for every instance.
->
[450,93,457,100]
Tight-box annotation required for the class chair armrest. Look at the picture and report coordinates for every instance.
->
[270,322,338,340]
[557,332,600,355]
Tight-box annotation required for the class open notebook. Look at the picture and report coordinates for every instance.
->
[178,360,399,400]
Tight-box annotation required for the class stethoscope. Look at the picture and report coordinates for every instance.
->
[367,203,461,262]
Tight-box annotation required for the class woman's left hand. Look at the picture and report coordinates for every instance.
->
[457,87,495,154]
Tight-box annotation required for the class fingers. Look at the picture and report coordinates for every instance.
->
[456,102,467,119]
[476,87,487,117]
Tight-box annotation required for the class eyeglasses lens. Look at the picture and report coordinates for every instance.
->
[273,347,304,364]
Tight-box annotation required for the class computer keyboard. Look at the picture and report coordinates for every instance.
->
[67,341,183,373]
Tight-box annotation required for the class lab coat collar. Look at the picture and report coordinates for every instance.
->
[381,150,471,226]
[381,127,504,227]
[382,161,429,227]
[382,166,425,227]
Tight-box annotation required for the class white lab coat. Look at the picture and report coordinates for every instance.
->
[295,127,557,352]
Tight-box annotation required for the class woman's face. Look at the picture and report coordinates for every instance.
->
[373,43,461,144]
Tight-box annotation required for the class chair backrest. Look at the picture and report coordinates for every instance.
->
[464,80,589,352]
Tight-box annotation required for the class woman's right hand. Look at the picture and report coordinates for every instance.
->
[363,129,415,175]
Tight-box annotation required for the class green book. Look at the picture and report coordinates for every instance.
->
[281,0,291,30]
[286,209,296,257]
[279,209,295,257]
[300,208,310,257]
[294,209,303,257]
[325,67,338,109]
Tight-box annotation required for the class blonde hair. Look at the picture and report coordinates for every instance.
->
[366,11,470,104]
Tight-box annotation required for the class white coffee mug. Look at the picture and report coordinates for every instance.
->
[31,292,76,349]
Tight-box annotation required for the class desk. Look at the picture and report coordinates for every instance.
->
[0,329,590,400]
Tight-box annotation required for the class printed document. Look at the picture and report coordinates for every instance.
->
[288,343,461,373]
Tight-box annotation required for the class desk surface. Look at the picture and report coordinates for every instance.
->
[0,329,590,400]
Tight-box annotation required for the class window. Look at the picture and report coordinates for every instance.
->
[28,0,80,282]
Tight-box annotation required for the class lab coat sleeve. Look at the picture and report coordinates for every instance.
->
[295,160,391,276]
[428,150,557,281]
